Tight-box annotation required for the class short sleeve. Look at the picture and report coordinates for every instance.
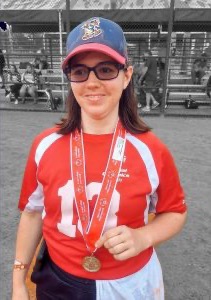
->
[18,137,44,212]
[150,145,187,214]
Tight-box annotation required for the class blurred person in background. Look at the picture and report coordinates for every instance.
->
[133,62,143,108]
[191,52,208,85]
[0,49,6,88]
[36,49,49,70]
[5,64,22,104]
[158,47,166,83]
[139,50,160,112]
[20,63,38,104]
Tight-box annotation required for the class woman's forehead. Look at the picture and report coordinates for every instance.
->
[71,51,116,65]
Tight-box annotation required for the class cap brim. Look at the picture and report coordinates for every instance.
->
[62,43,126,70]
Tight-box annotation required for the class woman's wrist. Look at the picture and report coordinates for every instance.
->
[136,225,153,251]
[13,259,30,285]
[13,259,29,271]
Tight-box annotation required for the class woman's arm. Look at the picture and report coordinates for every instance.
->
[12,210,42,300]
[95,211,187,261]
[5,71,12,89]
[21,73,25,83]
[33,72,38,85]
[17,72,22,83]
[138,65,148,84]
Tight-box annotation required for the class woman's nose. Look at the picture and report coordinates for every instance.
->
[86,70,101,85]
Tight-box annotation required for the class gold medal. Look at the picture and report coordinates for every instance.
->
[82,255,101,272]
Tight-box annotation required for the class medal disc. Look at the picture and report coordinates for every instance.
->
[82,256,101,272]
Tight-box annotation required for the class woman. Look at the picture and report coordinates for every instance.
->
[20,63,38,104]
[35,49,49,70]
[191,53,208,85]
[5,64,22,104]
[32,57,42,75]
[12,17,187,300]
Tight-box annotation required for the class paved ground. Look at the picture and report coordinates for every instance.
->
[0,98,211,299]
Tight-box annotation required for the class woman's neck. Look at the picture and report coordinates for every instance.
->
[81,114,119,134]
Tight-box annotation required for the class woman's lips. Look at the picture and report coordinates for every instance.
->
[85,95,105,102]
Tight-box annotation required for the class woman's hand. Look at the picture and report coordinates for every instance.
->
[95,225,151,261]
[95,212,187,261]
[12,283,29,300]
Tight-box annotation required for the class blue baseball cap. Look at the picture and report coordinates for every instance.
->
[62,17,128,70]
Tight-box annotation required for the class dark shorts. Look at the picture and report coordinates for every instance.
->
[142,80,157,93]
[31,257,96,300]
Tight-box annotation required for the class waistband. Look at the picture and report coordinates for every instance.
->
[49,256,96,286]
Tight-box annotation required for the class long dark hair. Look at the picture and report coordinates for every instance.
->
[10,64,18,73]
[56,79,150,135]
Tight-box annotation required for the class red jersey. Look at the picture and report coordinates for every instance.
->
[18,127,186,280]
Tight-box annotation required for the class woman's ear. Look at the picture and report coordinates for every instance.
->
[123,66,133,90]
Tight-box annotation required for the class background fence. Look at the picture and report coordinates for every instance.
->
[1,5,211,115]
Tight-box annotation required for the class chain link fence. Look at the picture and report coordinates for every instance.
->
[166,23,211,114]
[0,10,211,114]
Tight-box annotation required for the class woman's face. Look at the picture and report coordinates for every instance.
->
[70,52,133,122]
[26,65,32,72]
[10,65,15,73]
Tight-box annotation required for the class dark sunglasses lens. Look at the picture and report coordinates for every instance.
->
[96,63,119,80]
[67,66,89,82]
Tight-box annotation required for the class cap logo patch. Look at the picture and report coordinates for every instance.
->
[82,18,102,41]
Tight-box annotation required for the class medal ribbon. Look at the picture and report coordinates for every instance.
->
[71,120,126,253]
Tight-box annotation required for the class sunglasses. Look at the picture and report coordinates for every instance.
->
[64,61,126,82]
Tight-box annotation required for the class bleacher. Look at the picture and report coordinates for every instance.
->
[1,33,71,109]
[1,30,211,111]
[166,43,211,107]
